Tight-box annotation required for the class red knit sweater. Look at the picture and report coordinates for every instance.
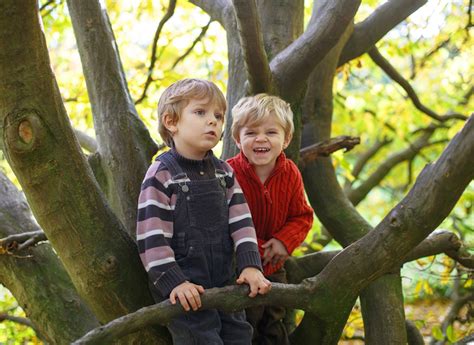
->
[227,152,314,276]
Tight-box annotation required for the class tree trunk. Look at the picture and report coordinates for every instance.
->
[0,1,168,342]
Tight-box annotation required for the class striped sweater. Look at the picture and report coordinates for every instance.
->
[137,150,262,297]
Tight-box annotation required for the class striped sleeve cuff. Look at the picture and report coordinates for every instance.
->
[236,249,262,274]
[152,265,188,297]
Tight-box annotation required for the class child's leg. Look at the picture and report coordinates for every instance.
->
[168,309,224,345]
[219,310,253,345]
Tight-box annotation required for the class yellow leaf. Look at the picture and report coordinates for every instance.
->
[464,279,472,288]
[414,281,423,295]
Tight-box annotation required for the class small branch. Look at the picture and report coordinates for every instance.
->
[73,129,97,153]
[231,0,273,94]
[431,293,474,345]
[347,128,435,206]
[338,0,427,66]
[299,135,360,167]
[0,312,47,342]
[0,230,48,253]
[135,0,177,105]
[351,138,392,179]
[169,20,211,70]
[368,46,468,122]
[411,36,451,79]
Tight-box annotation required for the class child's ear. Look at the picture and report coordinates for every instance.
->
[163,114,177,134]
[283,133,292,149]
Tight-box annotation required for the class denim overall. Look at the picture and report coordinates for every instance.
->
[159,152,252,345]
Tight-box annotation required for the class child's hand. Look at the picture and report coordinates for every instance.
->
[261,238,289,266]
[236,267,272,297]
[169,281,205,311]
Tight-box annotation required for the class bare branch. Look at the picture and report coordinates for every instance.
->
[73,129,97,153]
[169,20,211,70]
[270,0,361,99]
[351,138,393,179]
[135,0,177,105]
[231,0,273,94]
[0,230,47,252]
[347,128,435,206]
[338,0,427,66]
[368,46,468,122]
[411,36,451,79]
[299,135,360,167]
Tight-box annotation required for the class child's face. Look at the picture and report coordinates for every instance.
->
[237,117,290,172]
[165,98,224,160]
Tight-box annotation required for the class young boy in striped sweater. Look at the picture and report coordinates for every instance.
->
[228,94,314,345]
[137,79,271,345]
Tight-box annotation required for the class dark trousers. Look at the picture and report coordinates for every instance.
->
[168,309,252,345]
[245,268,289,345]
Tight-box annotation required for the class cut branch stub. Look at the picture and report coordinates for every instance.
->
[4,109,47,153]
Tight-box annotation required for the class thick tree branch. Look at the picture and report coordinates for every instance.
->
[299,135,360,167]
[74,284,306,344]
[270,0,361,99]
[231,0,273,94]
[347,127,435,206]
[338,0,427,66]
[135,0,177,105]
[189,0,231,28]
[406,319,425,345]
[368,46,468,122]
[67,0,159,235]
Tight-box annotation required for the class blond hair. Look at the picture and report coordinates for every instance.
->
[231,94,294,141]
[157,78,227,146]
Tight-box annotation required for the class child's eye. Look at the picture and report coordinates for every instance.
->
[215,113,224,121]
[245,131,255,136]
[194,109,205,116]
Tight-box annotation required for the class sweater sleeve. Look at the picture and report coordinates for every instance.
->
[223,162,263,273]
[272,165,314,255]
[136,161,187,297]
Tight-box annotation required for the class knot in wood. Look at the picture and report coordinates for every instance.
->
[102,255,118,273]
[5,109,44,153]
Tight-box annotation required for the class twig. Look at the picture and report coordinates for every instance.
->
[368,46,468,122]
[135,0,177,105]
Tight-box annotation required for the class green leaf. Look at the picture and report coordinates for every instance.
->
[432,325,444,341]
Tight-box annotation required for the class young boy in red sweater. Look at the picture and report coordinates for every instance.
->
[227,94,314,345]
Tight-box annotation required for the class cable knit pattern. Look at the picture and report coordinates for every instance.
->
[227,152,314,276]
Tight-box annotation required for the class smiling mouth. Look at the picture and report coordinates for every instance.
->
[253,148,270,153]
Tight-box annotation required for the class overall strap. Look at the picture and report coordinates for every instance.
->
[157,151,184,177]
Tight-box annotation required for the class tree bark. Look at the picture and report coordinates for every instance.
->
[67,0,158,236]
[0,172,99,344]
[0,2,169,342]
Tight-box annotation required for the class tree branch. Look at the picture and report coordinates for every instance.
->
[347,127,435,206]
[231,0,273,94]
[0,230,47,252]
[299,135,360,167]
[67,0,159,235]
[270,0,361,99]
[189,0,231,28]
[368,46,468,122]
[168,19,211,70]
[338,0,427,66]
[351,138,392,179]
[135,0,177,105]
[73,128,97,153]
